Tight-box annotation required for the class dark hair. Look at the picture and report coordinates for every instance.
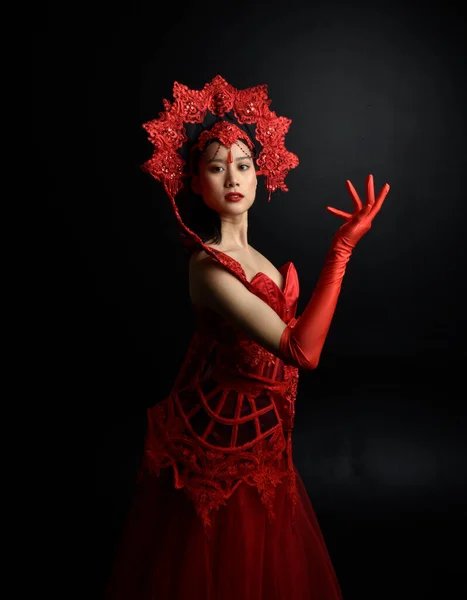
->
[176,137,255,255]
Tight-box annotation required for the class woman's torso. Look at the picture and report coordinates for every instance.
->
[140,243,300,531]
[189,244,285,307]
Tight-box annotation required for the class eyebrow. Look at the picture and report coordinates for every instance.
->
[207,156,252,164]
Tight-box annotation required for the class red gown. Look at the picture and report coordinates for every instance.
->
[104,248,343,600]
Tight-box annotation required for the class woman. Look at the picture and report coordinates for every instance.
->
[104,75,390,599]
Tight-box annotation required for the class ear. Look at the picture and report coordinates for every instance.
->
[191,175,201,195]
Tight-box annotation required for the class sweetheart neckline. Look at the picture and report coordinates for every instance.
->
[210,248,294,294]
[249,262,293,294]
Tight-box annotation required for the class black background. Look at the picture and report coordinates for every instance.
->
[35,1,466,598]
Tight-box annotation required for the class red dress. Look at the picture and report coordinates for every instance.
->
[104,249,343,600]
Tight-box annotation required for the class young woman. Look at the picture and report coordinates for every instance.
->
[104,75,391,600]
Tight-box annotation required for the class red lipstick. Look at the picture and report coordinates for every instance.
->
[225,193,244,202]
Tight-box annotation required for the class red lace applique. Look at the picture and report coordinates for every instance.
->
[209,248,247,282]
[236,339,277,368]
[142,74,299,202]
[279,316,300,525]
[284,364,299,408]
[137,260,301,536]
[193,121,256,155]
[282,318,299,427]
[140,398,290,535]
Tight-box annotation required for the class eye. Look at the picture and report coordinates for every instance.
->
[209,164,250,173]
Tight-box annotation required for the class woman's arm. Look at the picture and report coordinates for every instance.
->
[190,175,390,371]
[189,252,290,356]
[188,242,337,371]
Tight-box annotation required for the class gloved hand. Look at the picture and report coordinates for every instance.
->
[280,174,391,369]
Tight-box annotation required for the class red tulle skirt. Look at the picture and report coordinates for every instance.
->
[104,458,343,600]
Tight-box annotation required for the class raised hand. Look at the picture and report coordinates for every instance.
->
[326,174,391,248]
[280,174,391,370]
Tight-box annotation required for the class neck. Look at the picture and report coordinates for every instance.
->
[217,213,250,250]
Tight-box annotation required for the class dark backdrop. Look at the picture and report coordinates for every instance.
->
[36,1,466,598]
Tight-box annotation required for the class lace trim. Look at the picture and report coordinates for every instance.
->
[237,339,277,368]
[141,75,299,202]
[138,398,298,536]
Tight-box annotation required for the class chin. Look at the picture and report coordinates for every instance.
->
[226,200,250,210]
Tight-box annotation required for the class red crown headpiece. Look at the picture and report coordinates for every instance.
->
[141,75,299,257]
[142,75,299,203]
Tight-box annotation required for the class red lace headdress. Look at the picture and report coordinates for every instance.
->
[141,75,299,255]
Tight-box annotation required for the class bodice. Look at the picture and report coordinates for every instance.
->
[140,249,301,535]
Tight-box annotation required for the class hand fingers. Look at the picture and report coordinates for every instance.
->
[367,174,375,206]
[329,176,389,221]
[369,183,391,219]
[346,180,363,212]
[326,206,352,220]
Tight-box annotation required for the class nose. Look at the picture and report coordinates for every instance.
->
[224,158,240,187]
[226,173,239,187]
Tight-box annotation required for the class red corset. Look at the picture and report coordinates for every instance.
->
[139,250,300,537]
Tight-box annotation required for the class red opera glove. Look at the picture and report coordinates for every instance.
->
[280,174,391,369]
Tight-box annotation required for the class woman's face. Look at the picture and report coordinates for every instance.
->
[191,139,257,216]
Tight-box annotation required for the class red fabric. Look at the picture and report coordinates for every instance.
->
[141,74,299,202]
[280,174,391,370]
[104,459,342,600]
[104,250,342,599]
[279,235,353,370]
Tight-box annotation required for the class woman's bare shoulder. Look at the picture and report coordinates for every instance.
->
[188,248,223,304]
[188,246,289,358]
[189,248,217,271]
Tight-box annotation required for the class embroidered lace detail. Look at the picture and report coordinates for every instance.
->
[237,340,277,368]
[141,74,299,202]
[137,310,301,536]
[284,364,299,409]
[137,258,300,537]
[139,398,290,536]
[280,316,300,527]
[283,317,299,427]
[210,248,247,282]
[192,121,256,155]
